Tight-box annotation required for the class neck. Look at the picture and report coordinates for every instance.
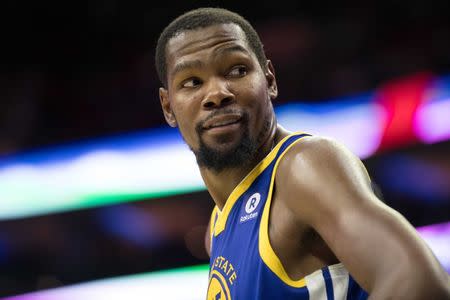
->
[200,123,290,210]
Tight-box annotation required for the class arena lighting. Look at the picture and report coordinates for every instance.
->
[415,97,450,144]
[2,222,449,300]
[0,74,449,220]
[414,75,450,144]
[2,264,209,300]
[0,130,205,220]
[275,93,384,158]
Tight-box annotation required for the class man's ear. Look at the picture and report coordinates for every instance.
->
[159,87,177,127]
[265,60,278,100]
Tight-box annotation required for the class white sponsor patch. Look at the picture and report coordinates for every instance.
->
[240,193,261,223]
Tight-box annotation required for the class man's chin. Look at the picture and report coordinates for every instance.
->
[207,139,241,152]
[195,134,257,172]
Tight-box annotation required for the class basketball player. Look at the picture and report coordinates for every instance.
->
[155,7,450,299]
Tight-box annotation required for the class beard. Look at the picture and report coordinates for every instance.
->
[192,108,271,173]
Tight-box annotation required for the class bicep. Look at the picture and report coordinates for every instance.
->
[319,195,429,291]
[320,194,448,298]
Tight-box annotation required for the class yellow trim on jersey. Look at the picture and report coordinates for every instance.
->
[258,135,308,288]
[209,206,218,240]
[209,206,218,252]
[213,132,306,237]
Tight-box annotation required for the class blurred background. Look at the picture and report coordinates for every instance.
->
[1,0,449,299]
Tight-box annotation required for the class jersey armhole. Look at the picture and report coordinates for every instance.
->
[258,135,309,288]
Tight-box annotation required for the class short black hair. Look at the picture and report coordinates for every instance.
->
[155,7,267,87]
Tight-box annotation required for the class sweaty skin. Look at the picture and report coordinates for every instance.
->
[160,23,450,300]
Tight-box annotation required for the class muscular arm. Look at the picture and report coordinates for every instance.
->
[276,136,450,299]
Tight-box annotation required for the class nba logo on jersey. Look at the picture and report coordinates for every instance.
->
[240,192,261,223]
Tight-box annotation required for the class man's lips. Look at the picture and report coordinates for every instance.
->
[202,114,242,130]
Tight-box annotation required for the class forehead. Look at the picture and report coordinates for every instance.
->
[165,23,251,69]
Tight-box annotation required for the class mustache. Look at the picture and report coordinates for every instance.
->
[195,108,248,133]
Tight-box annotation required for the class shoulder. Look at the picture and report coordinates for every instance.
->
[275,135,374,225]
[277,135,367,183]
[283,134,362,163]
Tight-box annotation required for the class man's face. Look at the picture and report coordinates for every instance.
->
[160,23,278,171]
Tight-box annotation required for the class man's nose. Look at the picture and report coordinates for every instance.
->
[201,77,235,109]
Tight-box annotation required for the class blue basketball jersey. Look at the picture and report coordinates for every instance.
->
[207,132,368,300]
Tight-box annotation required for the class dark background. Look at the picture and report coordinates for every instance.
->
[1,0,449,154]
[0,0,449,297]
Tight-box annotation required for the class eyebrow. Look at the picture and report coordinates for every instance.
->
[171,60,205,78]
[170,45,251,78]
[212,44,250,59]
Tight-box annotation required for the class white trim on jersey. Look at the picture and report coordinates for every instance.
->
[305,268,327,300]
[305,263,351,300]
[329,263,350,300]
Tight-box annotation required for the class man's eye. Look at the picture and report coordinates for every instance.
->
[181,78,202,88]
[228,66,247,77]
